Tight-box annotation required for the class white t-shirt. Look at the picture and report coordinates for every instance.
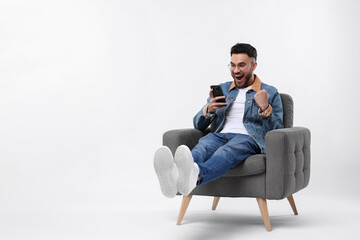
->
[220,85,252,135]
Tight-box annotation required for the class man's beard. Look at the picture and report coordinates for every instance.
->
[233,71,253,88]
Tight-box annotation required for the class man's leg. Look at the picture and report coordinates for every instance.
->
[191,133,227,165]
[173,133,226,195]
[197,133,260,185]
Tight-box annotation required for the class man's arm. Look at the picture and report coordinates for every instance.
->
[256,89,284,131]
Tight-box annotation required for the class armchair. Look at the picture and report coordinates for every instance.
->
[163,93,311,231]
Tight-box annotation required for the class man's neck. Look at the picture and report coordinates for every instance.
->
[237,74,255,89]
[246,75,255,87]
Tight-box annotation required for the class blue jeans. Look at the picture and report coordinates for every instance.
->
[191,133,260,185]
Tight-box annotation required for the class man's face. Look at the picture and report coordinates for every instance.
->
[230,53,257,88]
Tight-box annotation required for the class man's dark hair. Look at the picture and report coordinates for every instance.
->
[230,43,257,61]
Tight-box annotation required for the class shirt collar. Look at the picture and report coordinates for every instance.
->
[229,74,261,92]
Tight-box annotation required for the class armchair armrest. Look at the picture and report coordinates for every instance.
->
[163,128,210,155]
[264,127,311,199]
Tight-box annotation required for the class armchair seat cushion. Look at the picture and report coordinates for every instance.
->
[224,154,266,177]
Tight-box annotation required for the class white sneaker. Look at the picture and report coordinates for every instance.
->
[174,145,200,196]
[154,146,179,198]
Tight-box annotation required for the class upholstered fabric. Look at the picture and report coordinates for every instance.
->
[190,173,266,198]
[265,127,311,199]
[224,154,266,177]
[163,128,208,155]
[280,93,293,128]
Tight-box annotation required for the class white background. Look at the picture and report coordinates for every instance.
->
[1,0,360,239]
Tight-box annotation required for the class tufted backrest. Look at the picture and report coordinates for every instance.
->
[280,93,293,128]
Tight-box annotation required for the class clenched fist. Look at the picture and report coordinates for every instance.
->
[254,89,269,111]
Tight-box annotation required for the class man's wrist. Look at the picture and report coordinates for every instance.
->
[205,106,215,119]
[260,104,269,112]
[203,104,214,119]
[203,104,215,119]
[258,104,272,118]
[207,106,215,114]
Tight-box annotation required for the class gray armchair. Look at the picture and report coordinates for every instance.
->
[163,93,311,231]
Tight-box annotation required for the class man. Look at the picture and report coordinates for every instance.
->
[154,43,284,198]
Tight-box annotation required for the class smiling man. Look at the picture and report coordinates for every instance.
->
[154,43,284,198]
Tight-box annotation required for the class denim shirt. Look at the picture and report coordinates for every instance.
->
[193,75,284,153]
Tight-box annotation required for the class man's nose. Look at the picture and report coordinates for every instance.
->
[233,66,241,72]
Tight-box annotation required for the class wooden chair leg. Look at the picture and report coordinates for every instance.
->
[212,197,220,210]
[256,198,271,231]
[287,195,298,215]
[177,195,192,225]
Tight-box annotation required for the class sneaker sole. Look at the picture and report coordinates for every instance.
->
[174,145,197,196]
[154,146,177,198]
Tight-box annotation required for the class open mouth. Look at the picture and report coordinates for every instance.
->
[234,74,244,81]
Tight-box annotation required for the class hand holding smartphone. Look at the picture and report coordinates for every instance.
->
[207,85,228,114]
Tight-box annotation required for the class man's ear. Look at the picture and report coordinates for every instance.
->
[251,61,257,71]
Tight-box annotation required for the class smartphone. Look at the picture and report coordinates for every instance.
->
[210,85,226,103]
